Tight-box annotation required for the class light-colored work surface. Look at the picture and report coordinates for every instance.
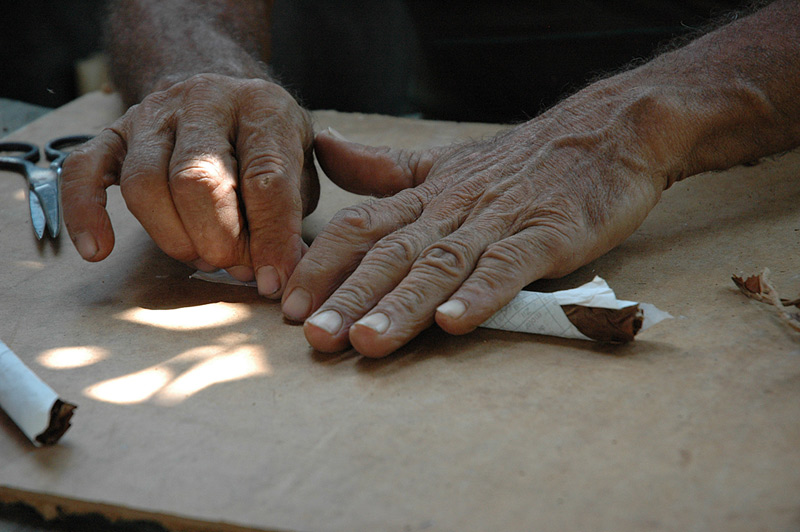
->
[0,92,798,532]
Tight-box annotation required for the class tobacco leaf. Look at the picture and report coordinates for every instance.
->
[732,269,800,332]
[35,399,77,446]
[562,304,643,343]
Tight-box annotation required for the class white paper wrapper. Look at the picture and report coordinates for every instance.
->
[191,272,670,342]
[0,339,76,446]
[192,270,258,288]
[481,276,671,340]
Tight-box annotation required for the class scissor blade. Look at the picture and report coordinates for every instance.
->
[28,191,46,240]
[34,182,60,238]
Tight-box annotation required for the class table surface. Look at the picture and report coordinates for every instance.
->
[0,92,798,532]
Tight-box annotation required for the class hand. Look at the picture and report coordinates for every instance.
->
[282,82,685,357]
[62,73,319,296]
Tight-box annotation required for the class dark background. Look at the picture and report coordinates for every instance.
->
[0,0,745,122]
[0,1,108,109]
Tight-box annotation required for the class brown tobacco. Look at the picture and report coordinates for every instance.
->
[562,304,643,343]
[733,270,800,332]
[35,399,77,446]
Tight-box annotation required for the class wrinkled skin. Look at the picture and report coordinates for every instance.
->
[60,1,799,360]
[283,82,677,358]
[62,73,318,295]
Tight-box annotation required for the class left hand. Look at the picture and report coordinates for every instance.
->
[61,74,318,295]
[283,82,686,357]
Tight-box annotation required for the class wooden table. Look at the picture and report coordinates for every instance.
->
[1,92,798,532]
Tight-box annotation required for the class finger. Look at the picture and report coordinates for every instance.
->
[61,126,126,261]
[302,222,434,353]
[434,228,570,335]
[237,103,314,299]
[301,186,504,355]
[315,128,439,196]
[283,187,429,326]
[342,211,517,357]
[168,103,249,269]
[117,117,198,264]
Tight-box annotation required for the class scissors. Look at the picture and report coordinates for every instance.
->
[0,135,93,239]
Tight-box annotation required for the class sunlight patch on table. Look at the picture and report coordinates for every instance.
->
[37,345,109,369]
[15,260,46,270]
[157,344,271,405]
[83,340,271,405]
[116,302,251,331]
[85,367,173,404]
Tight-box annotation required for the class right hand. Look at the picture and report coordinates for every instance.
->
[284,79,683,357]
[61,73,319,297]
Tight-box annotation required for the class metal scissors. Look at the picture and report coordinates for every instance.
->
[0,135,93,239]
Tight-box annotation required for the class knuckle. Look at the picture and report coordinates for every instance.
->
[134,97,175,128]
[415,240,472,278]
[483,239,529,269]
[523,214,580,260]
[405,150,436,184]
[291,252,328,279]
[235,80,308,132]
[330,203,377,235]
[198,245,237,268]
[241,163,303,230]
[329,282,380,318]
[242,153,293,187]
[173,73,219,96]
[463,269,506,299]
[193,233,240,267]
[468,241,527,293]
[369,231,420,267]
[237,77,279,96]
[386,285,430,317]
[169,163,232,201]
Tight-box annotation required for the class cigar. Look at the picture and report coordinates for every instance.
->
[0,340,76,446]
[480,277,669,342]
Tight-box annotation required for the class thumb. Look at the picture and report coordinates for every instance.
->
[314,127,440,196]
[61,127,126,261]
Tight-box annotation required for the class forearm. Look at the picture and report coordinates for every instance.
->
[615,0,800,185]
[105,0,273,106]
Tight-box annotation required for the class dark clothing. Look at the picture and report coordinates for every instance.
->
[271,0,745,122]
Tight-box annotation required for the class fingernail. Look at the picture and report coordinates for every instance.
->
[256,265,281,297]
[325,127,349,142]
[227,265,255,282]
[355,312,390,334]
[74,232,98,260]
[283,287,312,321]
[436,299,466,319]
[192,259,217,273]
[307,310,343,335]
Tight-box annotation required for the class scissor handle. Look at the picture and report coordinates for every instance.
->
[0,142,40,168]
[44,135,94,163]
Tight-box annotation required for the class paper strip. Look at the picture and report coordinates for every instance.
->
[0,339,76,446]
[192,270,257,288]
[480,289,592,340]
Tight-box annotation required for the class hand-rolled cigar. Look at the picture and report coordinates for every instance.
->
[480,277,669,342]
[0,340,77,446]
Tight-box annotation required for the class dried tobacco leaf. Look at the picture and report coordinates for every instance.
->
[35,399,77,446]
[732,269,800,332]
[732,273,767,301]
[562,304,643,343]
